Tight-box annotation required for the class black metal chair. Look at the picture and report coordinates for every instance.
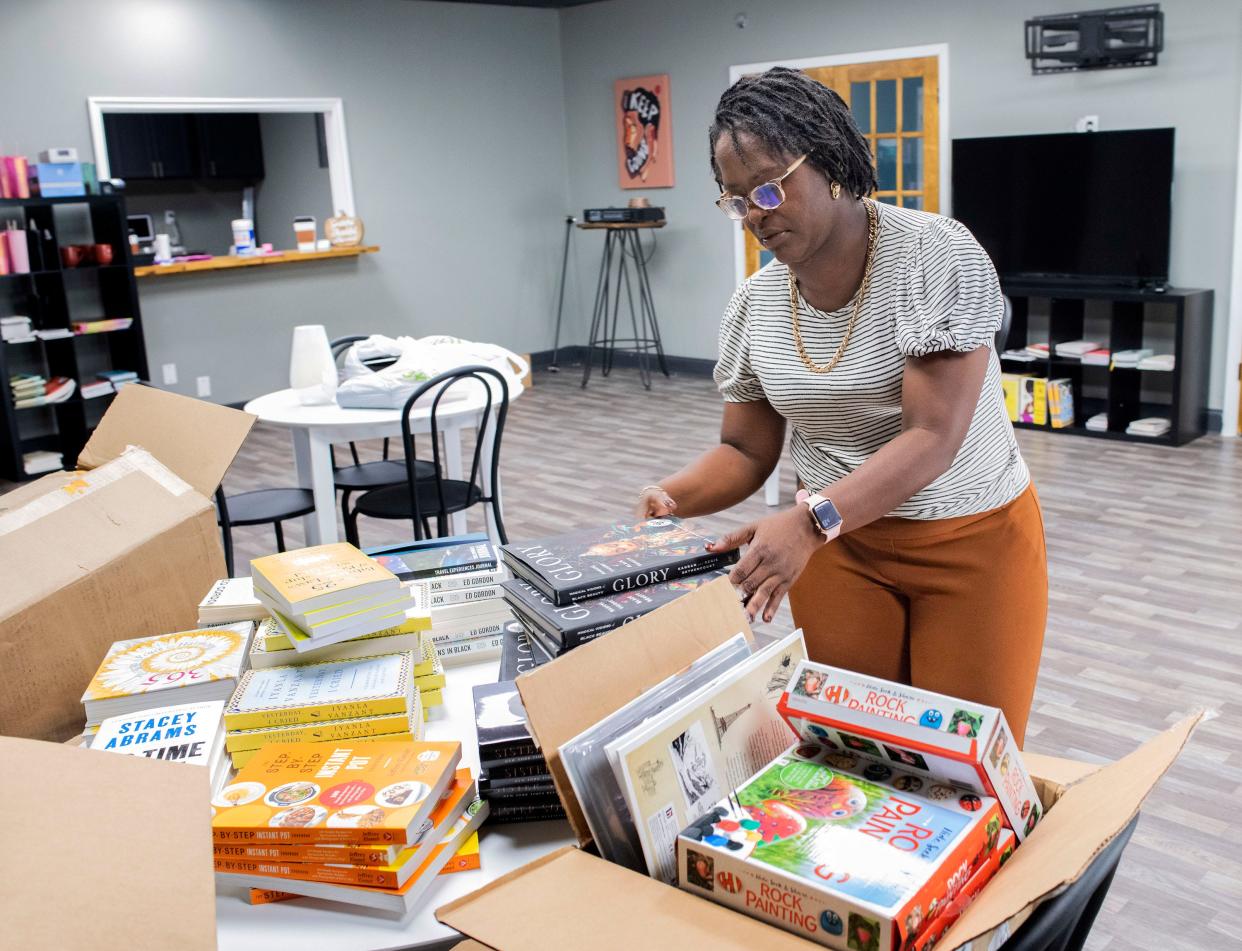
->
[215,486,315,577]
[1001,814,1139,951]
[328,335,434,526]
[345,365,509,547]
[997,294,1014,354]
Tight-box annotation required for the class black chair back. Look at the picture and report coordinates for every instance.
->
[996,294,1014,354]
[399,364,509,543]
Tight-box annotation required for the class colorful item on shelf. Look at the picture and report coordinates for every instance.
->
[324,210,364,247]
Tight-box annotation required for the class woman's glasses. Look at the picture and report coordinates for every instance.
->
[715,154,808,220]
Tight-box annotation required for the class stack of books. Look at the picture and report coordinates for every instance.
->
[96,369,139,390]
[473,680,565,824]
[222,652,424,771]
[1126,416,1171,438]
[1053,339,1102,359]
[250,543,421,652]
[368,535,513,667]
[1086,412,1110,432]
[1080,348,1111,366]
[90,699,230,793]
[1111,347,1154,368]
[211,739,488,914]
[198,577,270,626]
[21,448,62,474]
[1137,353,1175,371]
[80,378,114,399]
[80,622,254,736]
[499,518,737,659]
[14,375,75,408]
[2,315,32,342]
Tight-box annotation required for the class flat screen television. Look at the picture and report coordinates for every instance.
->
[951,128,1174,286]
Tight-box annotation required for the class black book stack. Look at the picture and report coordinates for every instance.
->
[472,678,566,824]
[499,517,736,659]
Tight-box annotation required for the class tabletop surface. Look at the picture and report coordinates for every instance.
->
[214,657,575,951]
[243,381,524,430]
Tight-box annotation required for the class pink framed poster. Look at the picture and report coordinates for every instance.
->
[615,74,674,189]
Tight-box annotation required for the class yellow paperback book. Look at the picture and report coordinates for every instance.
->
[225,708,424,753]
[230,731,417,770]
[212,739,462,844]
[251,543,399,614]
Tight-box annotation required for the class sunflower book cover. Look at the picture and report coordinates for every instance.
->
[224,652,417,731]
[499,517,737,606]
[677,746,1001,951]
[213,770,475,886]
[81,621,253,723]
[212,739,461,845]
[779,660,1042,840]
[500,569,730,649]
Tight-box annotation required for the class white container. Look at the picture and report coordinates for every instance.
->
[293,216,316,253]
[231,218,255,256]
[288,324,338,406]
[152,233,172,264]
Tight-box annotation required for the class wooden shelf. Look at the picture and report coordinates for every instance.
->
[134,245,379,279]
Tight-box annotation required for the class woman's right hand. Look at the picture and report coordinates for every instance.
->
[635,484,678,519]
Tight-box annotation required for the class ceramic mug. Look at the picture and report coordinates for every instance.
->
[60,245,85,268]
[92,244,114,265]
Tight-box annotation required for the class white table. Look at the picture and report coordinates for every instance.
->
[243,382,524,547]
[215,657,575,951]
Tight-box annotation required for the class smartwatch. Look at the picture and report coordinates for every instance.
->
[796,489,843,542]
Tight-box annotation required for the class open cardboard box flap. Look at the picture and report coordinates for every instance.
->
[0,388,254,741]
[76,383,256,498]
[515,576,752,845]
[0,736,216,950]
[448,580,1201,950]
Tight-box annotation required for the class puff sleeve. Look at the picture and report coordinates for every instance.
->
[894,216,1004,357]
[713,280,766,402]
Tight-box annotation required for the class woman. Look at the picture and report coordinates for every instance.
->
[636,68,1046,743]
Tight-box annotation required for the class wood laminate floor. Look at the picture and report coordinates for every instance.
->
[18,368,1242,948]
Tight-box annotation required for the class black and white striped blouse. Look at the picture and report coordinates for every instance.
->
[714,201,1029,520]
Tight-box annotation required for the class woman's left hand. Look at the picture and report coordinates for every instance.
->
[707,505,825,623]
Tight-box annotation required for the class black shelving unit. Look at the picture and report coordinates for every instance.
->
[0,194,150,480]
[999,282,1213,446]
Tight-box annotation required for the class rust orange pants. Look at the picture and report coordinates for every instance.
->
[788,484,1047,746]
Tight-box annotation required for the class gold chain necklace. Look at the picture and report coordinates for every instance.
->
[790,198,880,375]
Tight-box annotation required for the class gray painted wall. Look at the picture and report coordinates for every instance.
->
[0,0,569,405]
[255,113,334,250]
[557,0,1242,410]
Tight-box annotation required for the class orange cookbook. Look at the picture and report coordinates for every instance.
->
[211,740,460,845]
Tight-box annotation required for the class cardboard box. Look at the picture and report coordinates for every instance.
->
[435,578,1200,951]
[1,735,215,950]
[0,385,254,741]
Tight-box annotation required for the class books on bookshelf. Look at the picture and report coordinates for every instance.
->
[21,448,62,474]
[1053,339,1102,358]
[96,369,139,389]
[80,379,114,400]
[605,631,807,884]
[502,569,730,655]
[1126,416,1171,437]
[1086,412,1110,432]
[778,659,1041,841]
[1080,348,1111,366]
[1111,347,1154,368]
[14,375,75,408]
[72,317,133,335]
[1047,378,1074,429]
[500,517,736,606]
[1136,353,1175,371]
[198,577,269,625]
[211,738,461,844]
[81,621,253,726]
[677,744,1003,951]
[91,699,229,791]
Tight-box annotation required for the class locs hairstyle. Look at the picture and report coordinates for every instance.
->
[709,66,877,199]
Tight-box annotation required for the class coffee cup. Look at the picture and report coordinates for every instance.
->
[60,245,85,268]
[92,244,114,265]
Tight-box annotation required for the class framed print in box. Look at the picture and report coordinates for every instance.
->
[615,74,674,189]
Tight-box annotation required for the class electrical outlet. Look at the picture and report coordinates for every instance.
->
[1075,115,1100,133]
[196,376,211,397]
[161,363,178,385]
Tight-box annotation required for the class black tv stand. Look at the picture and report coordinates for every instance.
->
[999,281,1212,446]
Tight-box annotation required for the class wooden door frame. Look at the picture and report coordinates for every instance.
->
[727,44,950,286]
[1224,71,1242,436]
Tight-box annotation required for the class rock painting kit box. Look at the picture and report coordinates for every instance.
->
[432,578,1201,951]
[779,660,1042,841]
